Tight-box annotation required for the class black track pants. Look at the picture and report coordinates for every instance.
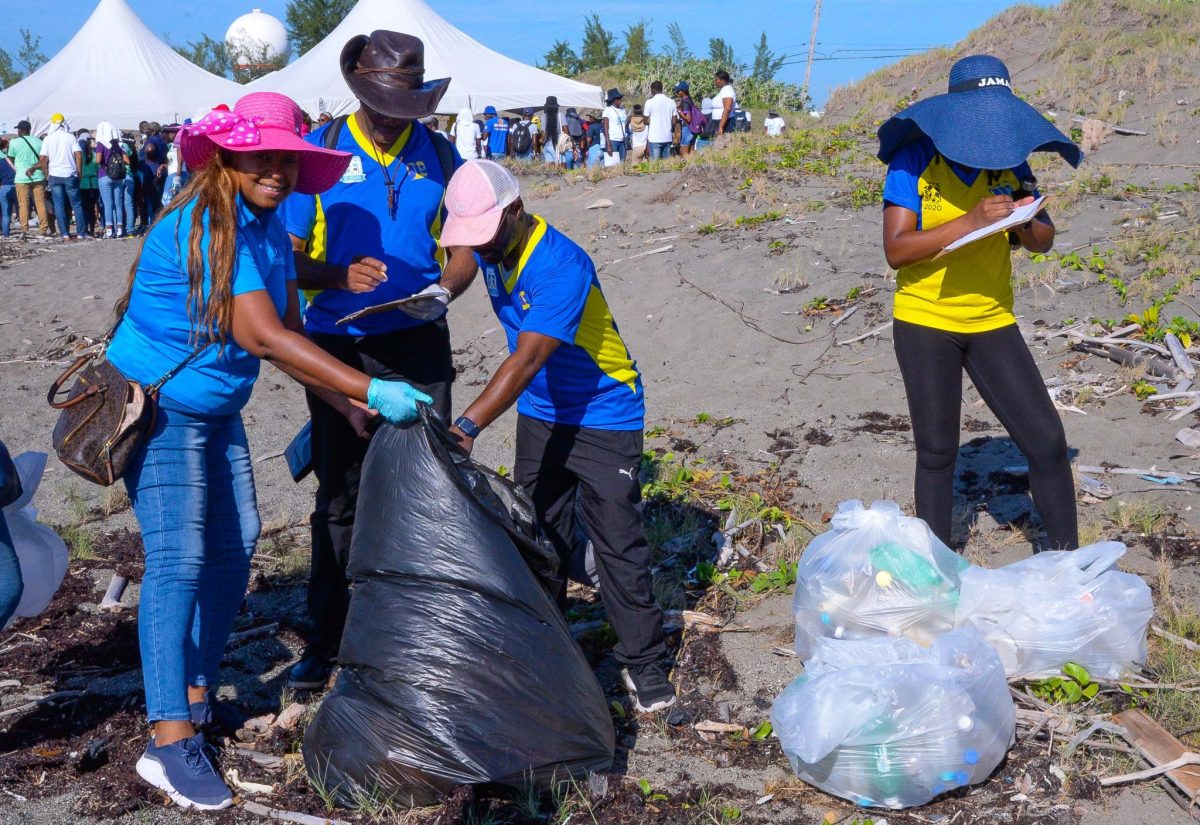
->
[892,319,1078,550]
[305,321,454,656]
[515,415,667,667]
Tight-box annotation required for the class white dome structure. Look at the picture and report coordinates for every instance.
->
[225,8,291,70]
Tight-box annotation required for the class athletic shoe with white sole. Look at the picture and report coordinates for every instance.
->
[136,732,233,810]
[622,662,678,712]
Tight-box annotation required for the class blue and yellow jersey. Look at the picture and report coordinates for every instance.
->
[279,116,462,336]
[883,137,1037,333]
[480,216,645,430]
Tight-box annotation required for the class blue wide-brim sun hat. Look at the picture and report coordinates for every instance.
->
[877,54,1083,170]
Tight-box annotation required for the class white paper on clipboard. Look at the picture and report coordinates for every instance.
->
[935,195,1046,259]
[336,293,431,326]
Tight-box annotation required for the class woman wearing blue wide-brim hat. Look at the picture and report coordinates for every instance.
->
[878,54,1082,553]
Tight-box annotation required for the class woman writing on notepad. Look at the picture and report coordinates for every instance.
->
[877,55,1083,552]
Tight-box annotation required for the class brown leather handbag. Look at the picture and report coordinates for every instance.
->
[48,338,202,487]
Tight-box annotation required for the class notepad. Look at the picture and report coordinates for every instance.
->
[935,196,1046,259]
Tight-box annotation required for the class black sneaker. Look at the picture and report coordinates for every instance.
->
[622,663,677,712]
[287,650,334,690]
[190,693,248,736]
[136,732,233,810]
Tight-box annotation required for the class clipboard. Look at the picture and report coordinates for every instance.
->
[336,293,435,326]
[934,195,1047,259]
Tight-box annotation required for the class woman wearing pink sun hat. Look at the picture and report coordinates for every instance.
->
[105,91,437,811]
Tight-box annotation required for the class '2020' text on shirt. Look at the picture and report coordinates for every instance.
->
[882,136,1038,334]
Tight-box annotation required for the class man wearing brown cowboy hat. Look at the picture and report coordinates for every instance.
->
[279,30,476,690]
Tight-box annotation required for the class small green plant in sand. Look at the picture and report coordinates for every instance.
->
[697,223,720,235]
[1031,662,1100,705]
[734,210,783,228]
[1131,379,1158,401]
[637,778,669,803]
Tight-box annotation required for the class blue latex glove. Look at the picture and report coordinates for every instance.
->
[367,379,433,425]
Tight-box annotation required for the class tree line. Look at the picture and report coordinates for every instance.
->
[541,17,786,83]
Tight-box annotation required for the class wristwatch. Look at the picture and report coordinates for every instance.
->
[453,415,481,438]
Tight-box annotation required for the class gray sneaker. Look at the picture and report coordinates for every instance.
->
[622,662,678,713]
[136,732,233,810]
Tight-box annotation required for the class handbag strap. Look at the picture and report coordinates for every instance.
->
[145,342,207,395]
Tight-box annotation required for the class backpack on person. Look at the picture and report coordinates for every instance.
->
[105,140,127,180]
[565,109,584,140]
[512,122,533,154]
[684,101,706,137]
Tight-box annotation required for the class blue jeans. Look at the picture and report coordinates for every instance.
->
[649,142,672,160]
[0,184,14,236]
[99,176,121,230]
[48,175,85,238]
[140,167,163,226]
[124,397,261,722]
[587,145,604,168]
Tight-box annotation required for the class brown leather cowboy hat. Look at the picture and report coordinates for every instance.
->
[340,31,451,119]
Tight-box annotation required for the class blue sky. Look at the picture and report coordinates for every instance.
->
[0,0,1058,105]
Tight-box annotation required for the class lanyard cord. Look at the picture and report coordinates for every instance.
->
[367,137,403,220]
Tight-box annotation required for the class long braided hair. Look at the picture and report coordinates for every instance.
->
[114,150,241,350]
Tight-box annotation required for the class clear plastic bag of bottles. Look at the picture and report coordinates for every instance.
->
[792,500,969,660]
[771,629,1015,809]
[956,541,1152,679]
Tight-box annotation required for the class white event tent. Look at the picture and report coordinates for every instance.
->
[248,0,603,117]
[0,0,243,134]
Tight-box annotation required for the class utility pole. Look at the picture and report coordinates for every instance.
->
[803,0,822,96]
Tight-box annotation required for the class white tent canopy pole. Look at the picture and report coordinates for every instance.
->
[247,0,603,118]
[0,0,243,134]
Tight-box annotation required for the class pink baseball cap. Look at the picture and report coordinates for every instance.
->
[440,159,521,247]
[177,92,351,195]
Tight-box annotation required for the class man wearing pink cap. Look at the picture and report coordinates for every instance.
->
[440,159,676,713]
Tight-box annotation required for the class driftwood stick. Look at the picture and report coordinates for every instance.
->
[226,623,279,647]
[240,801,352,825]
[1153,625,1200,654]
[1074,341,1180,379]
[830,304,859,328]
[233,748,286,769]
[99,574,128,609]
[1169,400,1200,422]
[1076,335,1171,357]
[1100,752,1200,788]
[836,321,892,346]
[1166,333,1197,378]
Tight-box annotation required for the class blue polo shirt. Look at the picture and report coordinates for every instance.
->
[279,116,462,336]
[107,195,293,416]
[484,116,509,156]
[478,216,644,430]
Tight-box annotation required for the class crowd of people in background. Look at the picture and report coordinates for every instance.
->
[1,116,192,240]
[0,70,791,241]
[445,70,788,171]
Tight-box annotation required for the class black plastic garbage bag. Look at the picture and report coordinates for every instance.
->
[303,407,615,807]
